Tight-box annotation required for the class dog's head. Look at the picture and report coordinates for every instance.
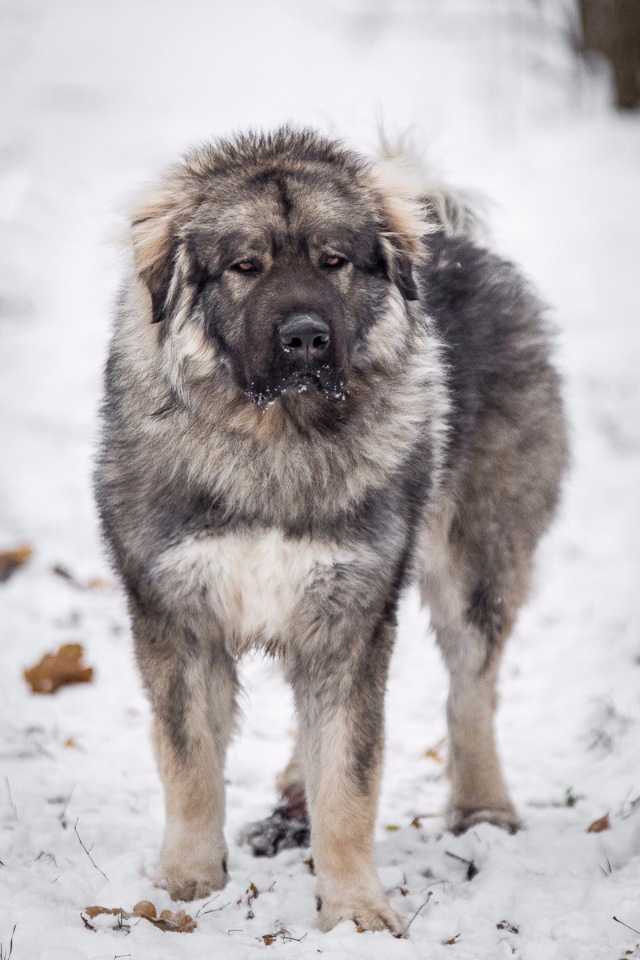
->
[130,129,427,414]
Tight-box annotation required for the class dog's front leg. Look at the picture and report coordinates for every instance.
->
[289,619,403,936]
[133,611,237,901]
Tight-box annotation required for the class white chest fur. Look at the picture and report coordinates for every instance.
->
[153,529,353,651]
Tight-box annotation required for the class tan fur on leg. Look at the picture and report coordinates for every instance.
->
[302,709,403,935]
[445,652,519,832]
[149,654,236,900]
[419,506,519,833]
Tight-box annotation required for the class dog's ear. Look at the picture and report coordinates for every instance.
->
[377,234,420,301]
[130,173,191,323]
[370,157,428,302]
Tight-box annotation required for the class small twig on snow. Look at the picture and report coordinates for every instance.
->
[0,925,16,960]
[198,898,231,917]
[445,849,479,880]
[74,819,109,881]
[403,890,433,937]
[4,780,17,822]
[613,915,640,936]
[58,786,75,829]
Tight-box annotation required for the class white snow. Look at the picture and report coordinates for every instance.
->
[1,2,639,958]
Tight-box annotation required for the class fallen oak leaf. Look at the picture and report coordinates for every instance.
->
[86,576,112,590]
[132,900,157,920]
[85,906,126,919]
[587,813,610,833]
[83,903,196,934]
[0,545,32,583]
[24,643,93,694]
[155,909,196,933]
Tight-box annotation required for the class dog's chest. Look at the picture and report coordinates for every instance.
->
[155,529,351,651]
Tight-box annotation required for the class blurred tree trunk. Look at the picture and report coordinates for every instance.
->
[578,0,640,109]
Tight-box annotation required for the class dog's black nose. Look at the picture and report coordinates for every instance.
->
[278,314,330,361]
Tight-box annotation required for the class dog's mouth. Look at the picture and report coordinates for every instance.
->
[245,367,346,408]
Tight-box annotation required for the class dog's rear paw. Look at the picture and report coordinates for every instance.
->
[317,896,405,937]
[448,805,521,835]
[241,798,310,857]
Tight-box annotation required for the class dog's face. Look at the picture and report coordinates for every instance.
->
[131,131,424,411]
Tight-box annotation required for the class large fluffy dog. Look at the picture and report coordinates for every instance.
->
[95,128,568,935]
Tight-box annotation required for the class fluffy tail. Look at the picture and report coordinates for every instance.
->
[375,130,486,242]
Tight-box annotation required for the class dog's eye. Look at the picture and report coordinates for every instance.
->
[321,254,348,270]
[230,259,261,275]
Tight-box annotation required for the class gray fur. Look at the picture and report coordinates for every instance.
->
[94,127,568,933]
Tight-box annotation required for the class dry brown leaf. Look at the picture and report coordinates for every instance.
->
[85,905,124,919]
[262,933,276,945]
[587,812,610,833]
[24,643,94,694]
[132,900,157,920]
[153,909,196,933]
[0,545,32,583]
[86,576,112,590]
[423,736,446,764]
[84,902,195,933]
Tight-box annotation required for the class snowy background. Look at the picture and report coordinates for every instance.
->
[1,1,639,957]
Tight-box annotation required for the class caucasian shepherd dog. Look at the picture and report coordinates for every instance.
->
[95,128,568,935]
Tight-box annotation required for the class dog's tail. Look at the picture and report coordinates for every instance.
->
[375,130,487,243]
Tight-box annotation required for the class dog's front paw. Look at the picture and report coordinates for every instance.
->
[161,850,228,902]
[448,804,521,835]
[317,894,404,937]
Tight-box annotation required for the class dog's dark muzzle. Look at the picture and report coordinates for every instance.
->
[244,312,346,407]
[274,312,343,399]
[278,313,331,364]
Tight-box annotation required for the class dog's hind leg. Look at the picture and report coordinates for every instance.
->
[133,611,238,900]
[420,504,524,834]
[437,620,520,834]
[242,733,310,857]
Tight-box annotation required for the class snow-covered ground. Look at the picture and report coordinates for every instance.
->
[1,2,639,958]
